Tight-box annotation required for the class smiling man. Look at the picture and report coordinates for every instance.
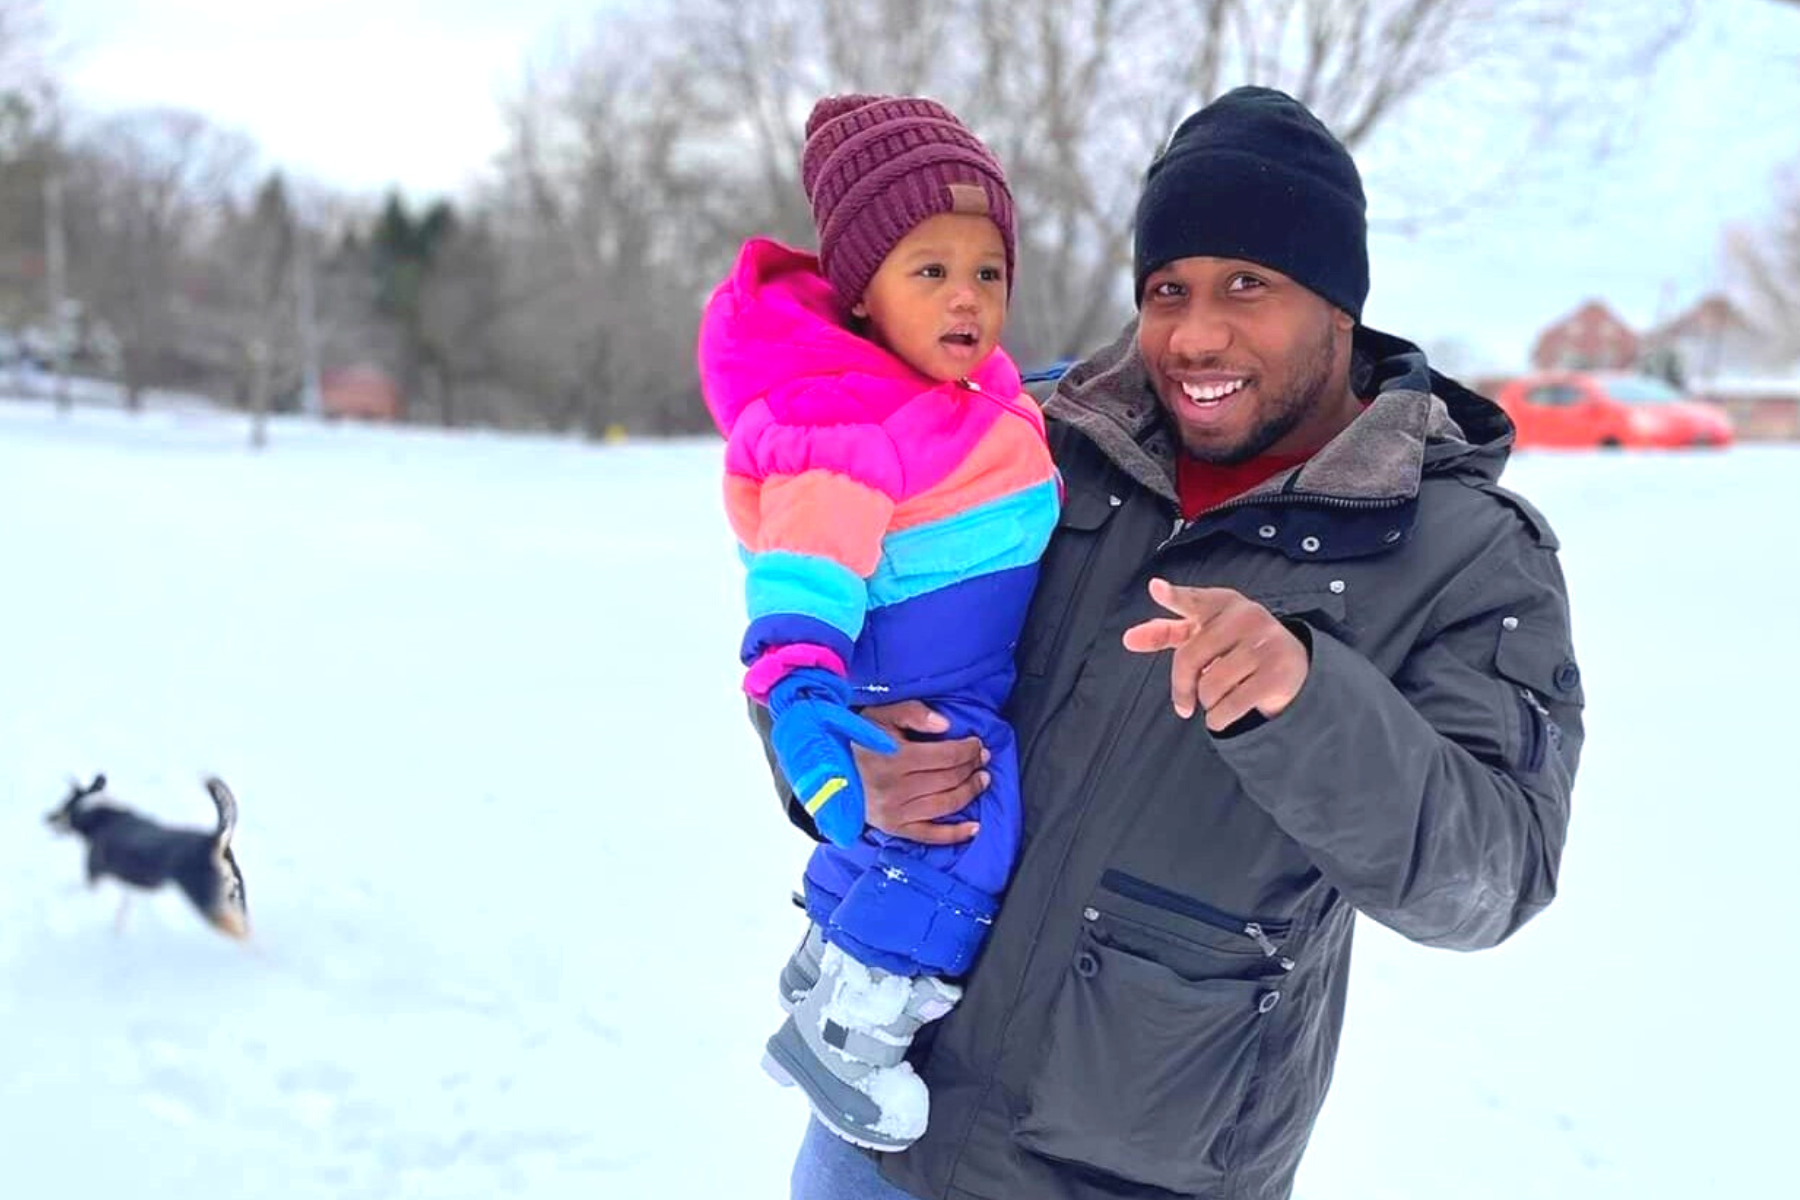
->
[1132,85,1374,518]
[776,87,1587,1200]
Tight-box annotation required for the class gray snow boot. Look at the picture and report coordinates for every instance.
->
[762,944,960,1152]
[778,921,827,1013]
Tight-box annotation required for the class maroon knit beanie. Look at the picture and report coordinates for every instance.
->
[800,94,1016,310]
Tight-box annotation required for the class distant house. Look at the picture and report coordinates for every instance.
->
[1517,294,1800,441]
[321,365,403,421]
[1530,300,1640,371]
[1638,294,1800,439]
[1641,293,1782,383]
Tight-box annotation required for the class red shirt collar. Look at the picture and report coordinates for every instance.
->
[1176,450,1314,521]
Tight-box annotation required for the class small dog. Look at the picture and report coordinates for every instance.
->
[45,773,250,940]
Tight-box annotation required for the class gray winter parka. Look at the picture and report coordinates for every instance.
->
[764,323,1584,1200]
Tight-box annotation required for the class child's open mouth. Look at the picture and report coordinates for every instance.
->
[940,327,982,358]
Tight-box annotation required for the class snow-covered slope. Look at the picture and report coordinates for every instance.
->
[1,399,1789,1198]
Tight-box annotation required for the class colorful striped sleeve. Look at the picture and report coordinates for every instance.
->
[724,395,903,700]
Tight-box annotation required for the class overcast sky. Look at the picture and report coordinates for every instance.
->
[51,0,1800,372]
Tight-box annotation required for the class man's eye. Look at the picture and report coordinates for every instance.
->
[1149,281,1185,300]
[1227,274,1265,293]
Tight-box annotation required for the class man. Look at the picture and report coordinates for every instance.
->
[768,86,1584,1200]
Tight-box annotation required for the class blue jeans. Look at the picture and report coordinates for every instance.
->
[791,1119,919,1199]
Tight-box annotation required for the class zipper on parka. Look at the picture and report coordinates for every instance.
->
[1101,869,1296,971]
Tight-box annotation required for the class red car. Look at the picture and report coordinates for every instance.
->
[1493,371,1734,449]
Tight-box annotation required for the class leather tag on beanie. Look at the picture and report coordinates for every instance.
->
[948,184,991,215]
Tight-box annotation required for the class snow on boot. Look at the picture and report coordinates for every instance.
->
[778,921,827,1014]
[762,945,961,1151]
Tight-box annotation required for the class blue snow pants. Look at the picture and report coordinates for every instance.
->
[798,662,1020,979]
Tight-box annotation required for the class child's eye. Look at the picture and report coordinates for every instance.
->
[918,264,945,279]
[978,267,1004,283]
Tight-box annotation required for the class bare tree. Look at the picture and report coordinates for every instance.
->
[489,0,1695,406]
[1718,0,1797,362]
[410,217,520,428]
[283,180,387,407]
[0,0,54,137]
[979,0,1698,351]
[229,173,297,447]
[1725,168,1800,366]
[4,0,1710,436]
[63,107,254,409]
[0,0,58,337]
[481,22,726,435]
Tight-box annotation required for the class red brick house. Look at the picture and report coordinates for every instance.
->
[1530,300,1640,371]
[321,365,403,421]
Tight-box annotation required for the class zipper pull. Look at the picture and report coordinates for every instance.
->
[1156,516,1186,552]
[1245,922,1296,971]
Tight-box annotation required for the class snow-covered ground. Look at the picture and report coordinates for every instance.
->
[0,365,228,415]
[1,397,1791,1198]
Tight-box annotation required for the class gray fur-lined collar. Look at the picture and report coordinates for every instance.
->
[1042,321,1509,509]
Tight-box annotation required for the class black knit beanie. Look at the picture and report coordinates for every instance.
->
[1133,86,1369,319]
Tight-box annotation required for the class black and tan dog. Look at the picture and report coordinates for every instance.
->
[45,774,250,940]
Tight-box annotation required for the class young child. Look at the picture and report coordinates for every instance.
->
[697,94,1058,1151]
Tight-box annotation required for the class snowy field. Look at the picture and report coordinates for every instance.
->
[1,396,1791,1198]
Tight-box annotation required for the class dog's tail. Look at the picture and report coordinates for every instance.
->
[204,777,239,848]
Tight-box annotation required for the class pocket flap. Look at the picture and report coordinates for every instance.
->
[1494,623,1583,705]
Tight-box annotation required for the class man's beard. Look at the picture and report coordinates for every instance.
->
[1180,320,1339,466]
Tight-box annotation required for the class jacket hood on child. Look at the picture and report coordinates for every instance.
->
[697,237,1023,437]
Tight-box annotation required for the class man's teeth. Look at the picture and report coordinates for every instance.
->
[1180,379,1248,403]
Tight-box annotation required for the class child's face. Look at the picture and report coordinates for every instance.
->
[853,213,1007,383]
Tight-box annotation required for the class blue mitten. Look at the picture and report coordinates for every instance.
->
[768,668,897,848]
